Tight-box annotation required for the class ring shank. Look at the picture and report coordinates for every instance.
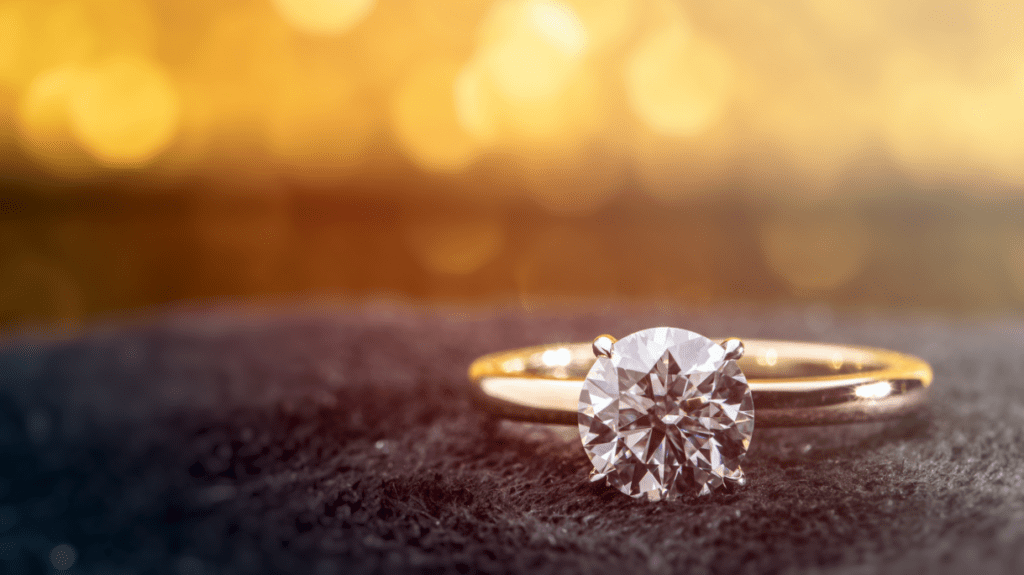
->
[469,339,932,427]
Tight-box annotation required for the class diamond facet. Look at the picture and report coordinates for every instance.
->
[577,327,755,500]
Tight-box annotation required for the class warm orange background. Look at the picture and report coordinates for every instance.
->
[3,0,1024,330]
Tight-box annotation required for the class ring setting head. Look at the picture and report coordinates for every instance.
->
[591,335,616,358]
[577,328,755,501]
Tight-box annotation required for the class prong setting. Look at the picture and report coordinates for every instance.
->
[724,470,747,490]
[721,338,745,361]
[592,335,616,358]
[579,328,754,500]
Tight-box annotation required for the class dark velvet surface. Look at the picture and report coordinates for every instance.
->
[1,305,1024,574]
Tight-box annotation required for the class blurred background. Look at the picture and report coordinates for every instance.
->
[2,0,1024,331]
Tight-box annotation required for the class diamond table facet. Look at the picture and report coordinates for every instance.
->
[577,327,755,500]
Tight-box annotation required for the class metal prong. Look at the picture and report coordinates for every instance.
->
[724,468,746,490]
[589,469,608,483]
[721,338,745,361]
[592,334,616,358]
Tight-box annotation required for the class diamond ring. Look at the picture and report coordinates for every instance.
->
[468,328,933,501]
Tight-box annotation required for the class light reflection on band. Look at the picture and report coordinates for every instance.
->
[854,381,894,400]
[541,347,572,367]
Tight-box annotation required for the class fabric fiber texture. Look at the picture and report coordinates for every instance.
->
[1,305,1023,574]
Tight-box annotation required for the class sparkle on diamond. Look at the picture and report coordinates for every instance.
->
[577,327,754,500]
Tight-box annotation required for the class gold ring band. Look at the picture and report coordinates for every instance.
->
[469,339,933,427]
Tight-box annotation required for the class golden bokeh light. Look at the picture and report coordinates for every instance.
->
[476,0,588,104]
[881,53,967,178]
[68,55,180,167]
[270,0,375,36]
[265,61,375,179]
[526,0,587,56]
[0,1,28,86]
[879,48,1024,186]
[570,0,637,52]
[190,5,298,137]
[17,65,80,141]
[391,59,480,173]
[5,1,1024,326]
[625,23,733,137]
[15,64,90,172]
[458,10,606,153]
[87,0,157,56]
[453,62,500,144]
[801,0,882,40]
[453,0,622,152]
[5,1,1024,201]
[746,75,875,190]
[508,67,606,148]
[36,1,99,67]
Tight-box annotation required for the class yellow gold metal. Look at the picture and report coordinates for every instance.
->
[721,338,745,361]
[469,339,933,427]
[591,334,616,358]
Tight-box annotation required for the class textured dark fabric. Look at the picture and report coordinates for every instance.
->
[1,305,1024,575]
